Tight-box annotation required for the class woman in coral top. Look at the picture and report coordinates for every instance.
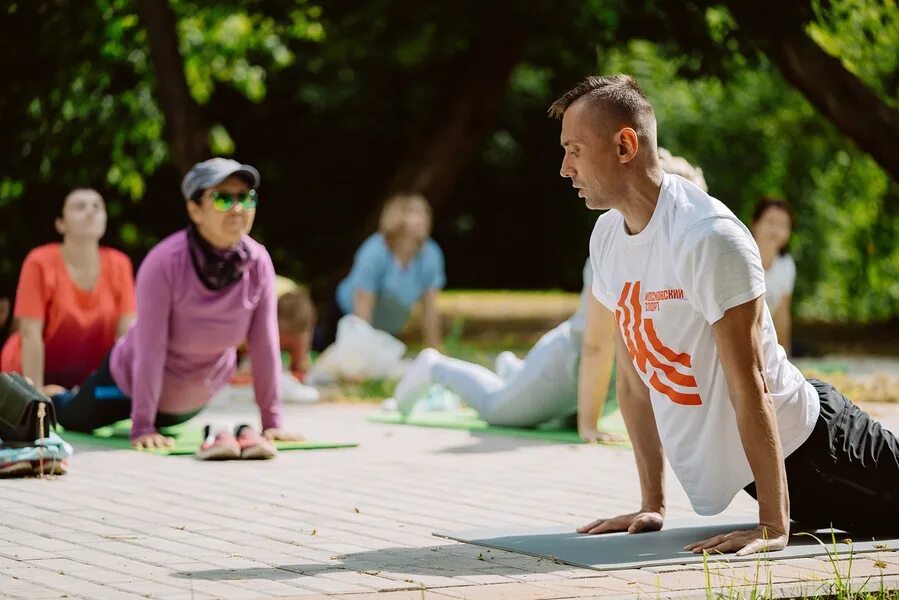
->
[1,189,135,393]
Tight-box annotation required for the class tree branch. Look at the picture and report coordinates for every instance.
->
[725,0,899,182]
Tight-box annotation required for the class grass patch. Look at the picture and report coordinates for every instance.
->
[697,531,897,599]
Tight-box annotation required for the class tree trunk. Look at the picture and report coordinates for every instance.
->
[386,40,523,211]
[135,0,208,175]
[316,21,525,302]
[725,1,899,182]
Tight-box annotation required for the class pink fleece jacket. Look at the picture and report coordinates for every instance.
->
[109,230,282,439]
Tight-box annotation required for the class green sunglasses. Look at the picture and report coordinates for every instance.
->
[208,189,258,211]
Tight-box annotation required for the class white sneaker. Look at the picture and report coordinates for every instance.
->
[394,348,440,415]
[415,386,462,414]
[281,372,320,403]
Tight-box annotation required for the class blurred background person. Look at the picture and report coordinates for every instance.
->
[275,275,316,376]
[316,193,445,351]
[751,197,795,354]
[1,188,135,395]
[393,258,613,440]
[657,148,707,191]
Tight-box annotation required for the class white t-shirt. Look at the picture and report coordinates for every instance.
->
[765,254,796,313]
[589,174,819,515]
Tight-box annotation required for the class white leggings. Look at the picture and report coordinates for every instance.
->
[430,322,580,427]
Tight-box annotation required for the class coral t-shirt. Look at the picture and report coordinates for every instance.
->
[1,244,136,388]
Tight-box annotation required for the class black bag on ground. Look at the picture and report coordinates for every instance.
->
[0,373,57,442]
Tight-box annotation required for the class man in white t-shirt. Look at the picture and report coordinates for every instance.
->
[549,74,899,556]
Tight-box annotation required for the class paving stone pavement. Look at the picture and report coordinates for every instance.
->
[3,397,899,599]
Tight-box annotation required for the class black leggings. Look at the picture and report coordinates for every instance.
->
[53,354,199,433]
[745,379,899,533]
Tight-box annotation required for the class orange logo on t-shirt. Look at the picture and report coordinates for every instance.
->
[616,281,702,406]
[643,287,685,312]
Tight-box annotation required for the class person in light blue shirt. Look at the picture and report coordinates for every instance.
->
[321,194,445,349]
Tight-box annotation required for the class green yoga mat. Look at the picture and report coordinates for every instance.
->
[59,421,357,456]
[367,406,628,445]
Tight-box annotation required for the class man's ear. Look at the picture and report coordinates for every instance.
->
[54,217,65,236]
[616,128,640,163]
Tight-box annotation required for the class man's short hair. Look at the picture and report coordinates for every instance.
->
[548,74,656,145]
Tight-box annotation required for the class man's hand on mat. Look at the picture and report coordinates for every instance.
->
[262,428,305,442]
[684,525,788,556]
[578,511,664,535]
[131,433,175,449]
[579,426,626,444]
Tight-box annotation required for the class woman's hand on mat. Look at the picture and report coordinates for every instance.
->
[578,426,626,444]
[262,428,305,442]
[578,511,664,535]
[131,433,175,449]
[684,525,788,556]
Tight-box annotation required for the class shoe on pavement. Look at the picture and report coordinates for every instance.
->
[196,423,241,460]
[394,348,440,416]
[235,424,277,460]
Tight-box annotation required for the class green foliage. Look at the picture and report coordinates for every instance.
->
[178,3,323,104]
[4,0,167,201]
[809,0,899,108]
[0,0,897,326]
[603,39,899,322]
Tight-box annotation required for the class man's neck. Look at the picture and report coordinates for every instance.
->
[618,167,665,235]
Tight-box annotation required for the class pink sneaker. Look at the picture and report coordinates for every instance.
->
[235,425,277,460]
[196,424,241,460]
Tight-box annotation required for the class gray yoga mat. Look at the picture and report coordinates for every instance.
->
[435,517,899,571]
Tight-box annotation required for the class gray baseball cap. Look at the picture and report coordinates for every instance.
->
[181,158,260,201]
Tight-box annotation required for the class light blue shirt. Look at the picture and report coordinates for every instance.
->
[336,233,446,335]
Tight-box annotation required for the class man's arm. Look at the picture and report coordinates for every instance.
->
[773,295,792,356]
[576,295,619,442]
[578,326,666,534]
[686,295,789,556]
[420,289,442,349]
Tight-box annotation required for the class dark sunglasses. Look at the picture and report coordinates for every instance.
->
[208,189,258,211]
